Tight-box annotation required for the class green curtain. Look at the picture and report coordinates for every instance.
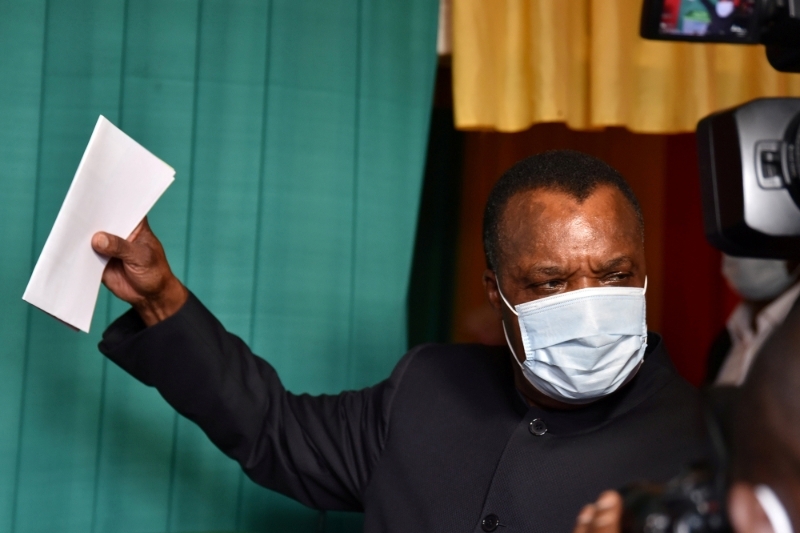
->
[0,0,438,531]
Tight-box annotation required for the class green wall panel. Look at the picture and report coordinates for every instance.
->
[0,2,47,531]
[12,0,126,530]
[0,0,438,531]
[171,0,270,530]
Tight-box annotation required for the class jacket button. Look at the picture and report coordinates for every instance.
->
[529,418,547,436]
[481,514,500,532]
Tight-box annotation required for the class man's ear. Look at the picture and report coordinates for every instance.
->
[729,482,774,533]
[483,269,503,316]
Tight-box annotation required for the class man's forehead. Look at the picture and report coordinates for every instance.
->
[500,186,627,227]
[496,186,643,267]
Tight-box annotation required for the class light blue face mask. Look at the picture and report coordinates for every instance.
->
[498,280,648,404]
[721,254,799,302]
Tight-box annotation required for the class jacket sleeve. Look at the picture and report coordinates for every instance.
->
[98,292,414,511]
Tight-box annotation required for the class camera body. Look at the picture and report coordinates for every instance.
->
[620,464,731,533]
[618,386,742,533]
[698,98,800,258]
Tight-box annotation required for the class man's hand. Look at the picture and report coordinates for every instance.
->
[92,217,188,327]
[573,490,623,533]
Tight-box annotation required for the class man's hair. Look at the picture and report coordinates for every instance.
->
[482,150,644,271]
[733,303,800,484]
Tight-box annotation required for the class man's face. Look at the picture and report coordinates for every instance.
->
[482,185,647,408]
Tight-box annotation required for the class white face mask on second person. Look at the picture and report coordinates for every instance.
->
[721,254,799,302]
[716,0,735,18]
[497,280,648,405]
[755,485,795,533]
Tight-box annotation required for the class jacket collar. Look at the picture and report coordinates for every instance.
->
[510,333,680,435]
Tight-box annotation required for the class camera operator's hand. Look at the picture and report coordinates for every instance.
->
[91,217,188,327]
[573,490,623,533]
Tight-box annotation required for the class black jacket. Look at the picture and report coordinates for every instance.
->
[99,293,710,533]
[705,328,733,385]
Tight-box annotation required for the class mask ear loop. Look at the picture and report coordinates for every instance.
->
[501,321,523,363]
[495,280,519,317]
[755,485,795,533]
[496,276,526,362]
[496,278,525,366]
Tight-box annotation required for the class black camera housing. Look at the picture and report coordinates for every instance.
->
[620,463,731,533]
[697,98,800,258]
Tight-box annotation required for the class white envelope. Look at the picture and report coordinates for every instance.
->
[23,116,175,332]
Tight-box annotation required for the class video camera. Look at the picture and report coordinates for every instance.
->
[641,0,800,259]
[620,463,730,533]
[698,98,800,259]
[616,2,800,531]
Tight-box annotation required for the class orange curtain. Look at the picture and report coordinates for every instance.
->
[452,0,800,133]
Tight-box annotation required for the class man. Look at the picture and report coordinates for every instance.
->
[706,255,800,386]
[726,297,800,533]
[93,150,709,532]
[572,297,800,533]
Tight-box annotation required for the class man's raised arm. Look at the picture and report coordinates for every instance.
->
[91,220,400,511]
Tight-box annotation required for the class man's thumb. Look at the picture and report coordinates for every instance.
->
[92,232,136,261]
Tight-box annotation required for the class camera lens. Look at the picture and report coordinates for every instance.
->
[643,512,670,533]
[784,112,800,208]
[674,512,705,532]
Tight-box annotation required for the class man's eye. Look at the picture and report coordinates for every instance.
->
[604,272,630,283]
[536,280,564,290]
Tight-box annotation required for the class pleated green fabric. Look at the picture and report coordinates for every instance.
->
[0,0,438,531]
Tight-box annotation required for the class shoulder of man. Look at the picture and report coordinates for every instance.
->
[380,342,521,428]
[614,332,707,426]
[631,333,711,449]
[389,342,512,389]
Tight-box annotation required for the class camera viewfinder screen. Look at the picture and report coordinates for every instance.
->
[657,0,757,40]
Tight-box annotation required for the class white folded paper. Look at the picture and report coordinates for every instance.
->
[23,116,175,332]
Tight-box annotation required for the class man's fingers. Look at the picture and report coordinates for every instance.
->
[589,491,623,533]
[92,231,140,262]
[127,216,153,242]
[127,219,145,242]
[596,490,622,511]
[572,492,623,533]
[573,504,596,533]
[92,232,111,254]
